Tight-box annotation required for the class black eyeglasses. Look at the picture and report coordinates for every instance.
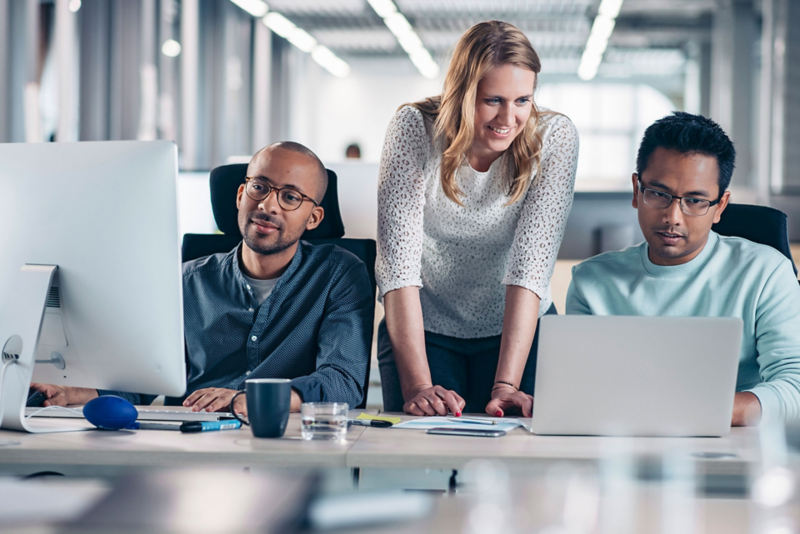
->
[638,179,720,217]
[244,177,318,211]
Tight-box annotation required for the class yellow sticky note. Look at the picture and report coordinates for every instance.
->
[357,413,402,425]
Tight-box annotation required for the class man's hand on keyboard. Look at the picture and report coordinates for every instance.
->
[183,387,246,416]
[29,383,99,407]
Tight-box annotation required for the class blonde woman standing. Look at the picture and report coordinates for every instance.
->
[376,21,579,417]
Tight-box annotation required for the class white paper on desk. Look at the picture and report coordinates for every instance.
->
[393,416,522,433]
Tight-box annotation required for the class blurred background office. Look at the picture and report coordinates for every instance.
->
[1,0,799,406]
[1,0,798,222]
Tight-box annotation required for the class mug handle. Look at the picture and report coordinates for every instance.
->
[230,391,249,426]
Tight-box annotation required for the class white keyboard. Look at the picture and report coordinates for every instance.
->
[25,407,237,422]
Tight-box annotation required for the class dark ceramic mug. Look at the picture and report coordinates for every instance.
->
[230,378,292,438]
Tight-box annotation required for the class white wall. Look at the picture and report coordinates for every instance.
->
[327,161,379,239]
[307,58,444,164]
[177,172,216,237]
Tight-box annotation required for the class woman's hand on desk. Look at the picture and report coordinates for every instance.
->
[485,384,533,418]
[403,385,465,416]
[29,383,98,406]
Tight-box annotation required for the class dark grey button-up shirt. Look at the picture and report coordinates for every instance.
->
[108,241,373,407]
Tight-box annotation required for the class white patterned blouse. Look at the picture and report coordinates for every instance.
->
[376,105,579,339]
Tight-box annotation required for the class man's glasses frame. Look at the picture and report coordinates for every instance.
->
[244,177,319,211]
[637,178,721,217]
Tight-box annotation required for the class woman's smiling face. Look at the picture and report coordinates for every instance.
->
[470,63,536,171]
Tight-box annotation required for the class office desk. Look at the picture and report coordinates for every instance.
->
[0,412,366,477]
[348,414,764,477]
[0,411,767,482]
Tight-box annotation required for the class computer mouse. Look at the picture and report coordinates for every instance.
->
[83,395,139,430]
[26,388,47,408]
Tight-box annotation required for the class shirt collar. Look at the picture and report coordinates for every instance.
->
[641,230,719,278]
[228,241,305,292]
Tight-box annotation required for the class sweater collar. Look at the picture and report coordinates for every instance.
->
[641,231,719,278]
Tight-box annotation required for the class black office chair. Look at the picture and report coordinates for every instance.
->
[181,164,377,408]
[712,203,798,276]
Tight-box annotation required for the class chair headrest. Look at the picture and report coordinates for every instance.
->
[209,163,345,239]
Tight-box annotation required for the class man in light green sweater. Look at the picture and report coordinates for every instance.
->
[566,112,800,426]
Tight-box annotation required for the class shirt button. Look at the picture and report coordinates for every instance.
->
[251,335,257,342]
[245,370,251,376]
[248,308,254,312]
[246,284,251,290]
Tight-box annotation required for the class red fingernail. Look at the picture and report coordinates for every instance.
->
[495,411,502,417]
[455,412,461,417]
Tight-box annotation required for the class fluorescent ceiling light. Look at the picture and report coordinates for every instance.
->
[161,39,182,58]
[367,0,439,79]
[366,0,397,18]
[230,0,269,18]
[288,27,318,53]
[383,12,413,37]
[397,33,424,54]
[589,16,616,43]
[263,12,296,38]
[311,45,351,78]
[409,49,439,79]
[264,12,351,77]
[598,0,624,19]
[577,0,624,81]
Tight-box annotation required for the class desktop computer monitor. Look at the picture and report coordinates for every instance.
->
[0,140,186,432]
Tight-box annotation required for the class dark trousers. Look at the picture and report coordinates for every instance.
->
[377,303,557,413]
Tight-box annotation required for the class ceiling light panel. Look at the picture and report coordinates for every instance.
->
[264,12,352,77]
[367,0,440,78]
[577,0,625,80]
[229,0,268,17]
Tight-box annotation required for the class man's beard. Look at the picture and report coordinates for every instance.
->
[240,213,301,256]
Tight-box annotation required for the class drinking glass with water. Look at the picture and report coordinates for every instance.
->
[301,402,349,440]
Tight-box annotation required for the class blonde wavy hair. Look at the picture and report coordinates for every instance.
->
[409,21,549,206]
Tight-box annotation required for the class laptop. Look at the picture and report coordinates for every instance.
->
[531,316,743,437]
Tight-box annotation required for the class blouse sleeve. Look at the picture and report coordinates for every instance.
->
[375,105,431,299]
[503,114,579,303]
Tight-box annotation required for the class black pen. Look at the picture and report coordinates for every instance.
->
[348,419,393,428]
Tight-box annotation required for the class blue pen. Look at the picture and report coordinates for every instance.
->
[180,420,242,433]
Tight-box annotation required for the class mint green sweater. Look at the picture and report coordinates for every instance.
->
[566,231,800,422]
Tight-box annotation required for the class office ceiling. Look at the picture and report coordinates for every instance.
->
[265,0,720,77]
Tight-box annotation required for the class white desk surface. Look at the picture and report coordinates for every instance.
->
[0,411,764,476]
[0,410,367,470]
[346,413,763,475]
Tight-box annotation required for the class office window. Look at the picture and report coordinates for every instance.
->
[537,83,677,187]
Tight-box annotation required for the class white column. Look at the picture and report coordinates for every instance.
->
[54,0,80,142]
[0,0,8,141]
[758,0,780,201]
[252,22,272,152]
[137,0,157,140]
[180,0,200,169]
[16,0,40,142]
[710,0,757,189]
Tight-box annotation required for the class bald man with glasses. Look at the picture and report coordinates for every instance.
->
[31,142,374,416]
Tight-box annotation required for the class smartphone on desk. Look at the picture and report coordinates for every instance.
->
[426,427,506,438]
